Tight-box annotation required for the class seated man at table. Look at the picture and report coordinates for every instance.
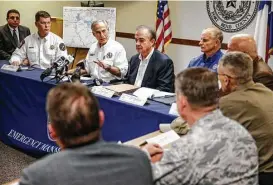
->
[9,11,67,69]
[218,51,273,185]
[187,27,223,72]
[126,25,175,92]
[144,67,258,185]
[227,34,273,90]
[78,20,128,83]
[19,83,153,185]
[0,9,30,60]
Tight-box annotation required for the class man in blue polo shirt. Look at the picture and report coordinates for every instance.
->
[187,27,223,72]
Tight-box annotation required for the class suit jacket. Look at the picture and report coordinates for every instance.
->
[219,81,273,173]
[253,56,273,91]
[19,141,153,185]
[0,24,30,60]
[127,49,175,92]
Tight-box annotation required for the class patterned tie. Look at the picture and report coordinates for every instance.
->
[13,29,18,47]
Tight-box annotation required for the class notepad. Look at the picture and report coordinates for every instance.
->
[145,130,180,147]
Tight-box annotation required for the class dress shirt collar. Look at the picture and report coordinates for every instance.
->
[235,80,255,91]
[139,48,154,62]
[202,49,222,63]
[97,38,112,50]
[8,25,18,33]
[35,32,51,41]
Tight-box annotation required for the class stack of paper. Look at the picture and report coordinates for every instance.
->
[105,84,139,96]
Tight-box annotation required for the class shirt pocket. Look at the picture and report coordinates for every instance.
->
[46,49,56,60]
[27,48,37,62]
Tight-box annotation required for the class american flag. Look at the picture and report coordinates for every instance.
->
[155,0,172,53]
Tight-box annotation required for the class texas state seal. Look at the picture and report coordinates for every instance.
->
[206,0,258,33]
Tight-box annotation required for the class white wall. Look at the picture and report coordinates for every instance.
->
[0,1,80,32]
[0,1,258,74]
[110,1,258,74]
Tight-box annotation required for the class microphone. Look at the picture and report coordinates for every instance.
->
[71,59,86,82]
[40,55,74,82]
[94,78,103,86]
[40,67,53,81]
[55,55,74,76]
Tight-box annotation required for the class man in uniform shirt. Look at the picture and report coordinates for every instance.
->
[218,51,273,185]
[127,25,175,92]
[81,20,128,83]
[227,34,273,90]
[10,11,67,69]
[143,67,258,185]
[187,27,223,72]
[0,9,30,60]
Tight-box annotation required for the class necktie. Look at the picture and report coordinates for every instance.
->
[13,29,19,47]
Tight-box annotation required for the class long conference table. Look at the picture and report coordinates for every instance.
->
[0,61,177,157]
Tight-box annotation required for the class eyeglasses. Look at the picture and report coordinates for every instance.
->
[9,16,20,20]
[217,73,237,79]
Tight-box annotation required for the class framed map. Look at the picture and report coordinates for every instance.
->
[63,7,116,48]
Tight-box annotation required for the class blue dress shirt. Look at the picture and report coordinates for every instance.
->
[187,50,223,72]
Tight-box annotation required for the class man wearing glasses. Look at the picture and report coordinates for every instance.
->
[219,51,273,185]
[10,11,67,69]
[0,9,30,60]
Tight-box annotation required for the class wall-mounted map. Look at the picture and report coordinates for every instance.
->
[63,7,116,48]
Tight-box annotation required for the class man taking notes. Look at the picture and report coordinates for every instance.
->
[19,83,153,185]
[143,67,258,185]
[0,9,30,60]
[9,11,67,69]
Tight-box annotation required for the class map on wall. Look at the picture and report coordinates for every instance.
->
[63,7,116,48]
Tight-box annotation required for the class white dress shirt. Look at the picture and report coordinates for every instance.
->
[10,32,67,69]
[8,25,19,43]
[134,48,154,87]
[85,39,128,82]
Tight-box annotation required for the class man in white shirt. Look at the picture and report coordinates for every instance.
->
[81,20,128,83]
[126,25,174,92]
[10,11,67,69]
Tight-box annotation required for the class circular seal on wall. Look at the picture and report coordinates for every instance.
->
[206,0,258,33]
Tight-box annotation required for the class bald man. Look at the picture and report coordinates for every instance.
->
[187,27,223,72]
[228,34,273,90]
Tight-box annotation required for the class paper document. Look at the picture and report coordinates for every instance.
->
[105,84,139,95]
[145,130,180,147]
[133,87,159,100]
[80,76,92,81]
[152,91,175,98]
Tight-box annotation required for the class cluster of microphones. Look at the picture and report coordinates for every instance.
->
[40,55,124,85]
[40,55,81,83]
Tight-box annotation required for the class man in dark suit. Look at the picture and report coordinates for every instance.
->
[0,9,30,60]
[127,25,175,92]
[19,83,153,185]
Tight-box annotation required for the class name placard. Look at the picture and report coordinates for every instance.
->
[119,93,147,106]
[91,86,115,98]
[1,64,19,72]
[169,103,179,116]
